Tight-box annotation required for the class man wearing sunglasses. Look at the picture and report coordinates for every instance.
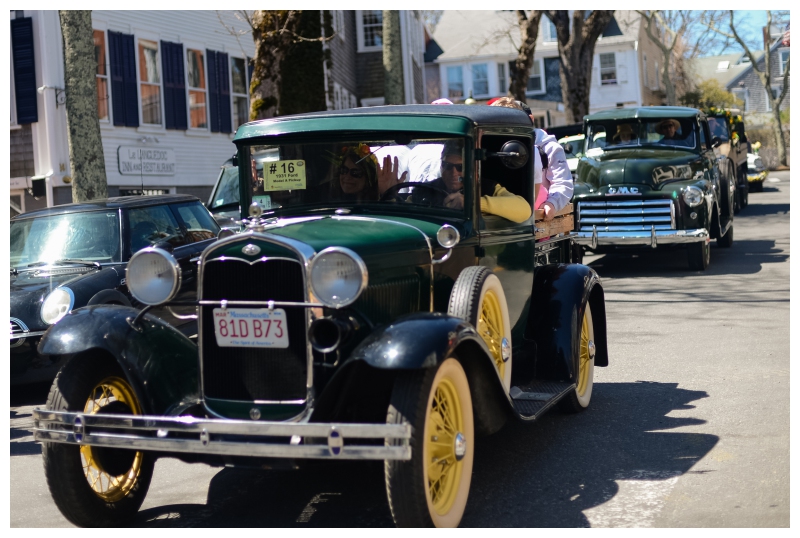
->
[413,140,531,223]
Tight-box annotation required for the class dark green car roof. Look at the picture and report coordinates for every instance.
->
[584,106,704,122]
[234,104,534,141]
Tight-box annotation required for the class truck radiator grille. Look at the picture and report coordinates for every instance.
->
[577,199,675,232]
[200,258,307,401]
[354,275,421,325]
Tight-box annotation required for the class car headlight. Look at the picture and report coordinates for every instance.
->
[310,247,367,308]
[683,186,704,207]
[127,248,181,305]
[41,287,75,325]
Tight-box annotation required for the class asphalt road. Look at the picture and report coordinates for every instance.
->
[9,171,790,527]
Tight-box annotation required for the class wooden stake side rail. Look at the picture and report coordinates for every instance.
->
[533,203,574,240]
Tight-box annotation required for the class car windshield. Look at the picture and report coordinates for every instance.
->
[10,210,122,269]
[209,164,240,210]
[707,117,730,142]
[586,118,697,152]
[243,136,468,217]
[559,135,585,158]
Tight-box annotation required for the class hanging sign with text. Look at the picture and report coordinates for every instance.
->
[118,146,176,176]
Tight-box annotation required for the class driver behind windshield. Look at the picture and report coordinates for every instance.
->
[413,140,531,223]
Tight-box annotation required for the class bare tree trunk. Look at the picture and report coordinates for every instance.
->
[549,10,614,124]
[383,10,404,105]
[59,10,107,202]
[771,100,787,166]
[508,11,543,101]
[249,11,300,119]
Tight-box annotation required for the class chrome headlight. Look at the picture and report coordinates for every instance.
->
[127,248,181,305]
[437,224,461,248]
[310,247,367,308]
[41,287,74,325]
[683,186,704,207]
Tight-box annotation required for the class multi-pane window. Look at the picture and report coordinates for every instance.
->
[526,60,543,95]
[363,11,383,48]
[544,17,557,42]
[447,66,463,99]
[186,49,207,129]
[138,39,162,125]
[93,30,109,122]
[472,64,488,96]
[231,57,249,130]
[600,52,616,85]
[497,62,507,94]
[780,50,789,75]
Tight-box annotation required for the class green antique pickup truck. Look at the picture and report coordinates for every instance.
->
[573,106,735,270]
[33,105,608,528]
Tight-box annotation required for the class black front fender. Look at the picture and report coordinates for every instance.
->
[529,263,608,381]
[38,305,199,415]
[348,312,482,370]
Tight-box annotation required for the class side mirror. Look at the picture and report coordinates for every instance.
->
[711,136,722,148]
[563,143,574,155]
[488,140,529,169]
[231,153,238,167]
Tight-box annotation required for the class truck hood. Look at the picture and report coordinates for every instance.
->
[578,148,706,194]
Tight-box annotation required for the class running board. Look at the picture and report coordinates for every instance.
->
[509,381,575,420]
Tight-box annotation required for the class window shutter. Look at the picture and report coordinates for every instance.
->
[206,50,220,133]
[618,64,628,83]
[109,30,139,127]
[11,17,38,124]
[161,40,187,130]
[207,50,232,134]
[217,52,232,133]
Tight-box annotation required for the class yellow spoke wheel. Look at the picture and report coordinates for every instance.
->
[80,376,145,503]
[386,357,474,527]
[559,302,595,413]
[448,266,512,390]
[42,354,154,527]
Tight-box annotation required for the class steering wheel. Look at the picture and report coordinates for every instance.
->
[380,182,452,206]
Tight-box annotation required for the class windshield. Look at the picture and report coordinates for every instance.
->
[707,117,729,142]
[243,136,468,217]
[586,118,697,152]
[10,210,122,269]
[209,164,240,210]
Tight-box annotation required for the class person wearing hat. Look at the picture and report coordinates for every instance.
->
[410,139,531,223]
[656,118,682,145]
[489,97,573,221]
[612,123,636,145]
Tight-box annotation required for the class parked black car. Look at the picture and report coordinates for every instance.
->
[9,195,220,384]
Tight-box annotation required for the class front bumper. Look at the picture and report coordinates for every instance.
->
[574,226,709,249]
[32,409,411,461]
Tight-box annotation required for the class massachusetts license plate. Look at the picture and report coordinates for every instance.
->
[212,308,289,348]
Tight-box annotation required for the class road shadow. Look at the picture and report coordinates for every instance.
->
[10,380,52,406]
[132,381,715,527]
[584,238,787,278]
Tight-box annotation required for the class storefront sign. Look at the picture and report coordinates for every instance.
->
[118,146,176,176]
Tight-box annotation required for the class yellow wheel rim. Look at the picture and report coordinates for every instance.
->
[80,376,144,503]
[425,376,464,515]
[477,290,505,380]
[576,310,591,397]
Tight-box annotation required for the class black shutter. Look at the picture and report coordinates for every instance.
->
[109,30,139,127]
[11,17,38,124]
[207,49,232,134]
[217,52,232,133]
[161,40,187,130]
[207,50,220,132]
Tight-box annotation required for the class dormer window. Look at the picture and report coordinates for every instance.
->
[716,61,730,71]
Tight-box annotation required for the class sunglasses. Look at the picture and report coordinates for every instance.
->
[339,165,364,178]
[441,162,463,173]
